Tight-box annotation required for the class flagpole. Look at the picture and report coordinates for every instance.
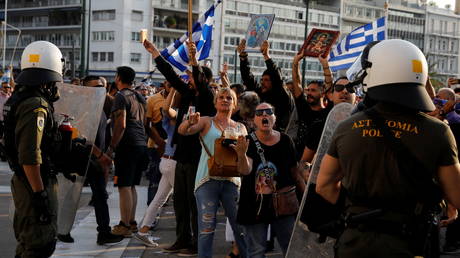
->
[3,0,7,71]
[188,0,193,43]
[384,1,389,38]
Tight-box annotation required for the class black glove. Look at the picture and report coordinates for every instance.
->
[32,190,52,224]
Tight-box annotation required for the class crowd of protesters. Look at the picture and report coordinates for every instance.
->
[4,37,460,257]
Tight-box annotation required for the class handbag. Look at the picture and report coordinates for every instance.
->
[199,131,240,178]
[273,185,299,217]
[249,132,299,217]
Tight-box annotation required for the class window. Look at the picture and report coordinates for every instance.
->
[239,2,249,12]
[92,10,116,21]
[250,4,259,13]
[92,52,98,62]
[92,52,114,62]
[226,0,236,10]
[131,32,140,41]
[131,10,143,22]
[130,53,141,63]
[108,52,114,62]
[92,31,115,41]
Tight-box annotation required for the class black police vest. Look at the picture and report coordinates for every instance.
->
[3,88,60,176]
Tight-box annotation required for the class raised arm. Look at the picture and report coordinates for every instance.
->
[162,88,177,119]
[143,39,190,95]
[262,41,283,92]
[292,52,305,98]
[178,112,207,136]
[319,55,333,90]
[238,39,258,91]
[220,63,230,88]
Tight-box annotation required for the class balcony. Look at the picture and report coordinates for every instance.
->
[153,0,199,13]
[3,0,81,9]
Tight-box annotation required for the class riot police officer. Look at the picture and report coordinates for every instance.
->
[4,41,64,257]
[316,39,460,257]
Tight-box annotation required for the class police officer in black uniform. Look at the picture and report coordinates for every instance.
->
[4,41,64,257]
[316,39,460,257]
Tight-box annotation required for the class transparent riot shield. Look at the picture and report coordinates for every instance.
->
[286,102,353,257]
[54,82,106,236]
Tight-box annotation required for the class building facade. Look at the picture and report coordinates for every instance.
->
[425,5,460,78]
[0,0,82,78]
[2,0,459,82]
[222,0,340,83]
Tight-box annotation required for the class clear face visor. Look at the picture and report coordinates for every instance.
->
[346,52,364,83]
[346,52,366,96]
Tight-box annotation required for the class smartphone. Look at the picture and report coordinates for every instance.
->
[222,138,237,147]
[185,106,195,120]
[140,29,147,43]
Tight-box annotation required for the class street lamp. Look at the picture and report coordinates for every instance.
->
[2,21,21,69]
[302,0,310,88]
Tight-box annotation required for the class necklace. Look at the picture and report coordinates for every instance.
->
[214,117,231,130]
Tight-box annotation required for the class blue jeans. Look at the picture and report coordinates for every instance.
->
[242,215,295,258]
[195,179,248,258]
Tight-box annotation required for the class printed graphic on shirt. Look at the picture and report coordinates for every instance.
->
[255,161,278,194]
[351,119,419,139]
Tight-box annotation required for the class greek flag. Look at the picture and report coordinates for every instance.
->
[329,16,387,71]
[160,0,221,72]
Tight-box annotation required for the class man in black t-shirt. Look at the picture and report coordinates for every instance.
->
[106,66,148,238]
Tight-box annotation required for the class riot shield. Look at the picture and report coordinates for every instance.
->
[286,102,353,257]
[54,82,106,236]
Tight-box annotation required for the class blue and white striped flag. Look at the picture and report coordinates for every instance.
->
[160,0,221,72]
[329,16,387,71]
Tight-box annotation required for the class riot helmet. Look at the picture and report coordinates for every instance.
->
[347,39,434,112]
[16,41,65,86]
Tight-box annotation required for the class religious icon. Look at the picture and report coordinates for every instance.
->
[245,14,275,52]
[301,29,339,58]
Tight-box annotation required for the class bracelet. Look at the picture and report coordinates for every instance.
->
[323,66,330,69]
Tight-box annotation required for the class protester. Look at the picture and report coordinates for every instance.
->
[135,88,178,247]
[178,87,248,258]
[143,39,216,255]
[234,102,304,256]
[237,39,295,133]
[81,76,124,245]
[108,66,148,238]
[145,80,171,206]
[291,53,331,161]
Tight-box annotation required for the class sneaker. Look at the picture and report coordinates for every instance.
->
[149,211,161,231]
[134,233,159,247]
[177,247,198,257]
[130,221,138,233]
[97,232,124,245]
[112,222,133,238]
[57,233,74,243]
[163,242,189,253]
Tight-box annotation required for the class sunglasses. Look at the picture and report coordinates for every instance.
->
[333,84,355,93]
[255,108,274,116]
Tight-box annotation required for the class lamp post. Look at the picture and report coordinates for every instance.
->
[301,0,310,88]
[3,0,8,71]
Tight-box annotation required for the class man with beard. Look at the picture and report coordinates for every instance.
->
[291,52,331,161]
[299,77,356,179]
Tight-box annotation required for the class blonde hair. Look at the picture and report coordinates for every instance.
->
[214,87,238,110]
